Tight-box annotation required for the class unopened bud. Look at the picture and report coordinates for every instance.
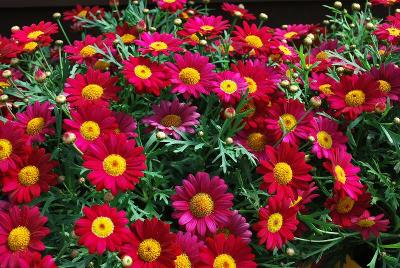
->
[56,94,66,104]
[280,80,290,88]
[334,1,342,9]
[259,13,269,21]
[122,256,133,267]
[323,20,330,26]
[149,27,157,33]
[55,39,64,46]
[305,154,311,162]
[174,18,182,25]
[199,40,207,46]
[234,11,243,18]
[79,177,85,184]
[35,69,47,83]
[63,132,76,144]
[0,95,9,102]
[143,8,150,14]
[366,22,375,30]
[104,192,114,202]
[71,249,79,258]
[225,137,234,144]
[224,107,236,118]
[303,37,313,46]
[308,136,316,142]
[198,130,204,137]
[57,176,65,183]
[310,96,322,108]
[286,248,295,256]
[351,3,361,11]
[394,117,400,125]
[289,85,299,92]
[156,131,166,140]
[2,70,12,79]
[11,26,20,33]
[375,102,386,114]
[52,12,62,20]
[337,66,345,74]
[10,58,19,65]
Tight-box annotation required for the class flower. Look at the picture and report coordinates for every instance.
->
[155,0,187,12]
[0,36,20,64]
[15,101,56,144]
[198,234,256,268]
[12,21,58,47]
[171,172,234,237]
[217,210,252,243]
[0,121,27,172]
[122,57,169,96]
[28,252,58,268]
[274,24,309,41]
[370,63,400,101]
[64,68,121,108]
[309,116,348,159]
[327,73,386,120]
[232,22,272,55]
[74,203,130,255]
[309,72,336,98]
[253,196,299,250]
[2,147,58,204]
[135,32,183,57]
[174,231,204,268]
[142,99,200,139]
[257,142,313,199]
[107,22,139,45]
[166,52,216,98]
[212,71,248,104]
[265,99,314,145]
[309,40,344,72]
[350,210,390,239]
[113,111,137,138]
[183,15,229,38]
[83,134,146,195]
[63,104,117,152]
[323,148,363,200]
[370,0,399,6]
[64,5,104,31]
[221,3,256,21]
[290,182,319,213]
[120,218,179,268]
[269,41,299,62]
[0,205,50,268]
[374,23,400,44]
[325,190,371,227]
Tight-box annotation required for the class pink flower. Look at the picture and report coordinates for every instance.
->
[351,210,390,239]
[135,32,183,57]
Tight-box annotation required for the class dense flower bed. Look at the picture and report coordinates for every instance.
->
[0,0,399,267]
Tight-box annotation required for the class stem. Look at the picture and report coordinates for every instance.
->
[56,19,72,45]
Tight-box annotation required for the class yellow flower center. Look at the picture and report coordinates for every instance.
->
[121,33,136,44]
[91,217,114,238]
[103,154,127,177]
[317,131,333,149]
[387,27,400,37]
[138,238,162,262]
[378,80,391,93]
[161,114,182,128]
[0,139,13,160]
[345,90,365,107]
[190,34,200,43]
[18,165,40,186]
[8,226,31,252]
[190,193,214,218]
[267,213,283,233]
[220,80,238,94]
[273,162,293,185]
[290,196,303,207]
[279,45,292,56]
[175,253,192,268]
[213,254,236,268]
[247,132,267,152]
[150,41,168,51]
[23,42,38,52]
[357,219,376,228]
[336,197,355,214]
[77,10,88,17]
[134,65,152,79]
[94,60,110,71]
[80,121,101,141]
[179,67,201,85]
[200,25,214,32]
[27,30,44,40]
[26,117,45,136]
[0,81,10,88]
[334,165,346,184]
[284,31,297,39]
[164,0,177,3]
[316,51,329,61]
[279,113,297,132]
[244,77,257,93]
[81,84,104,100]
[79,45,97,57]
[245,35,263,49]
[319,84,333,95]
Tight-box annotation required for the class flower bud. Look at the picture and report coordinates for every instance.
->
[307,33,315,40]
[104,192,115,202]
[394,117,400,125]
[224,107,236,118]
[149,27,157,33]
[225,137,234,144]
[336,66,345,74]
[0,95,9,102]
[334,1,342,9]
[57,176,65,183]
[35,69,47,83]
[352,3,361,11]
[310,96,322,108]
[156,131,166,140]
[122,256,133,267]
[136,20,147,32]
[2,70,12,79]
[280,80,290,88]
[366,22,375,30]
[133,0,139,4]
[56,94,66,104]
[78,177,85,184]
[199,40,207,46]
[282,24,288,29]
[322,20,330,26]
[198,130,204,137]
[308,136,315,142]
[259,13,269,21]
[143,8,150,14]
[374,102,386,114]
[11,26,20,33]
[350,23,356,28]
[71,249,79,258]
[289,85,299,92]
[202,0,210,4]
[55,40,64,47]
[286,248,295,256]
[396,8,400,14]
[52,12,62,20]
[234,11,243,18]
[305,154,311,162]
[238,4,245,9]
[174,18,182,26]
[63,132,76,144]
[303,37,313,46]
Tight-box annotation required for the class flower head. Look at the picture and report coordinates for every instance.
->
[370,63,400,101]
[217,210,252,243]
[174,231,204,268]
[183,15,229,38]
[0,121,27,173]
[135,32,183,57]
[212,71,248,104]
[351,210,390,239]
[232,22,272,55]
[12,21,58,48]
[221,3,256,21]
[274,24,309,41]
[155,0,187,12]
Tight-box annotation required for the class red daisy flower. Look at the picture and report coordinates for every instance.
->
[120,218,179,268]
[274,24,309,41]
[309,72,336,98]
[28,252,57,268]
[0,36,20,64]
[0,121,27,173]
[268,40,299,62]
[0,205,50,268]
[221,3,256,21]
[217,210,252,243]
[183,15,229,38]
[257,142,313,199]
[265,99,314,145]
[64,68,121,108]
[15,101,56,144]
[370,63,400,101]
[350,210,390,239]
[122,57,169,96]
[2,147,58,204]
[231,59,276,101]
[171,172,234,237]
[82,134,146,195]
[327,73,385,120]
[374,23,400,44]
[174,231,204,268]
[290,182,319,213]
[63,104,117,152]
[370,0,399,6]
[166,52,216,99]
[113,111,137,138]
[155,0,187,12]
[106,22,139,45]
[325,190,371,227]
[212,71,248,104]
[12,21,58,47]
[232,22,272,55]
[74,203,130,255]
[199,234,256,268]
[135,32,183,57]
[63,5,90,22]
[253,195,299,250]
[309,40,344,72]
[323,147,364,200]
[309,116,348,159]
